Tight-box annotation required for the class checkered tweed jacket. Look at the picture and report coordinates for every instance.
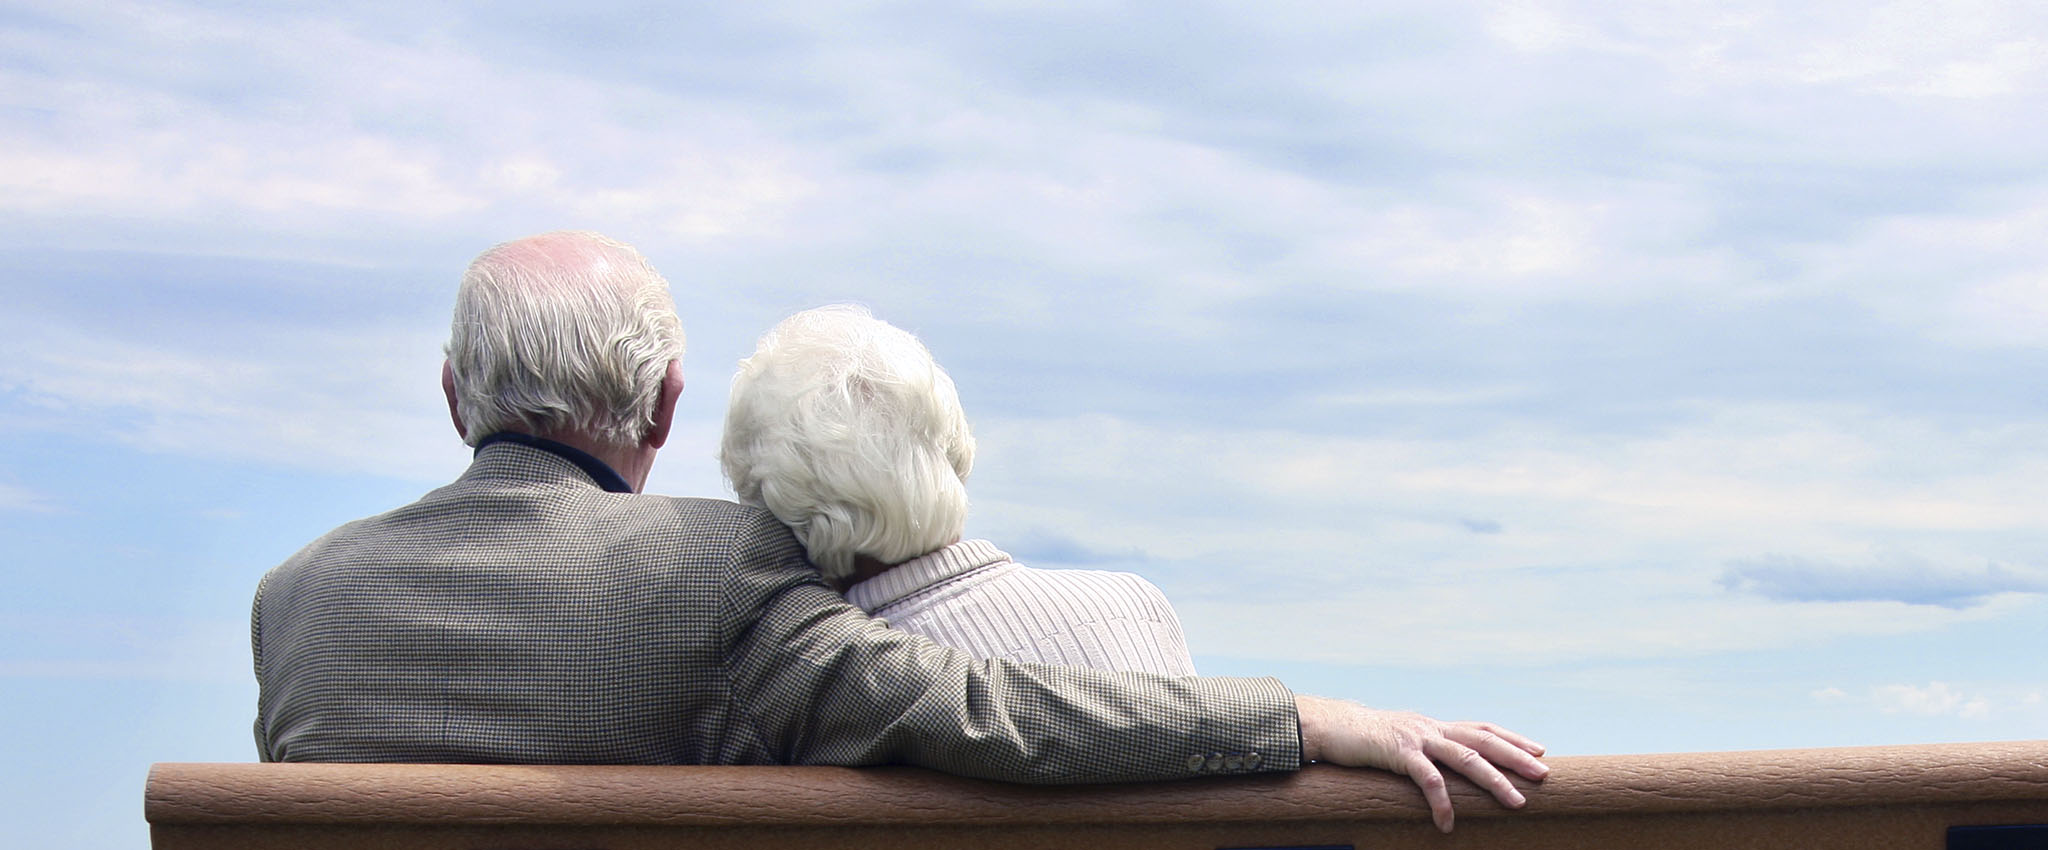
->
[253,442,1299,782]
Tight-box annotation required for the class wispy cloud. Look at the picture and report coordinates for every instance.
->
[1872,682,1992,718]
[0,613,249,684]
[1811,681,2041,722]
[1,1,821,257]
[1001,529,1148,567]
[0,482,56,513]
[1486,0,2048,100]
[8,0,2042,346]
[1721,556,2048,608]
[963,404,2046,665]
[0,312,463,482]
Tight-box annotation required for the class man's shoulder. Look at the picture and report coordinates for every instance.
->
[264,478,798,584]
[595,492,797,548]
[628,493,778,525]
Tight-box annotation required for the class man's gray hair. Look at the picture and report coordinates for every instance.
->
[445,231,685,448]
[720,306,975,581]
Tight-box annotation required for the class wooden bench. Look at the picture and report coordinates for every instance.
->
[147,740,2048,849]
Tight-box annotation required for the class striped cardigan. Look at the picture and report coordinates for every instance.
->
[847,540,1198,676]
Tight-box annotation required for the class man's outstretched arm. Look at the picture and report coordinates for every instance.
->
[1297,693,1550,833]
[725,505,1547,826]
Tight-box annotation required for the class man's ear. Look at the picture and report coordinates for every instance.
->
[441,359,469,441]
[644,360,684,449]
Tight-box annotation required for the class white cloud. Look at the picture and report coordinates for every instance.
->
[1324,194,1605,283]
[1942,272,2048,348]
[0,482,57,513]
[0,317,466,483]
[1792,2,2046,98]
[1809,681,2041,724]
[1187,577,2014,667]
[0,3,821,256]
[0,130,486,220]
[7,0,2041,348]
[0,613,249,684]
[959,402,2048,666]
[1311,385,1536,409]
[1721,557,2048,608]
[1872,681,1992,719]
[1481,0,2048,99]
[1484,1,1611,54]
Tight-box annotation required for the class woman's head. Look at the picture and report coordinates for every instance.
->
[720,306,975,581]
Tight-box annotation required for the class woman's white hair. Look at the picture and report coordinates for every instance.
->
[445,231,685,448]
[720,306,976,582]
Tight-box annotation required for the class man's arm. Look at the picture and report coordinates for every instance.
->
[723,512,1299,783]
[723,511,1548,826]
[734,583,1304,782]
[249,570,274,763]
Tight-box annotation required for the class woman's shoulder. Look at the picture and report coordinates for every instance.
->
[996,560,1179,613]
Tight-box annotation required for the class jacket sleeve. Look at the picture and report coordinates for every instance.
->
[719,512,1301,783]
[250,569,274,763]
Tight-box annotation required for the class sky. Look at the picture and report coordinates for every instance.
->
[3,0,2046,846]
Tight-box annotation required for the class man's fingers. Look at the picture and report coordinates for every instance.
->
[1456,720,1546,757]
[1294,700,1548,833]
[1446,723,1552,781]
[1400,750,1455,834]
[1426,736,1527,811]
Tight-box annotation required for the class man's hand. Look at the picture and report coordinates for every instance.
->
[1295,694,1550,833]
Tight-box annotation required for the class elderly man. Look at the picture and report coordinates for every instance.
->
[251,231,1547,833]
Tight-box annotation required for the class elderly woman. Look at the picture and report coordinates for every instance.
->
[720,306,1195,675]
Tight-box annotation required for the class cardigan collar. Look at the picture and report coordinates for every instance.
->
[844,539,1010,613]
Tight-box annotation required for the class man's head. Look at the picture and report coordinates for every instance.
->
[720,305,976,581]
[443,231,685,450]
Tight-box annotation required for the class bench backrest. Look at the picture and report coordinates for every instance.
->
[147,740,2048,849]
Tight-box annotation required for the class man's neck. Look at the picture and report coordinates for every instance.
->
[531,429,655,493]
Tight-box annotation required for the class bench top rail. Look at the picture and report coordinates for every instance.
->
[148,740,2048,829]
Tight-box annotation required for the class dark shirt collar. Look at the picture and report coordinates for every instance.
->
[474,432,635,494]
